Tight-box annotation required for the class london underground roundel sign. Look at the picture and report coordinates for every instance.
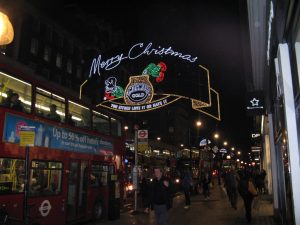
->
[138,130,148,139]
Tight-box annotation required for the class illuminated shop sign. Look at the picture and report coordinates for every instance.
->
[251,133,261,138]
[246,91,265,116]
[81,42,221,121]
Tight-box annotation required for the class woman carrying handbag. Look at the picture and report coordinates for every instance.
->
[238,170,257,223]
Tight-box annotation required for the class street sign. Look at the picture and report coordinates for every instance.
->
[138,130,148,139]
[219,148,227,153]
[212,146,218,153]
[138,142,148,152]
[19,126,35,147]
[199,138,211,146]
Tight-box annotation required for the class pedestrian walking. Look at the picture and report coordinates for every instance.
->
[257,169,266,194]
[201,171,211,200]
[224,165,238,210]
[238,170,256,223]
[182,170,192,209]
[148,167,173,225]
[140,175,150,213]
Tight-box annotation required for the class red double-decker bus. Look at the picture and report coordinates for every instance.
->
[0,61,125,225]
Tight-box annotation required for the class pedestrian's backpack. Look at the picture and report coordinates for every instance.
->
[248,180,258,196]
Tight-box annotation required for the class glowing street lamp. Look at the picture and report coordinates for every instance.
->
[223,141,228,146]
[157,137,161,141]
[0,10,14,45]
[237,151,241,155]
[226,155,231,160]
[214,133,219,139]
[180,144,184,147]
[124,125,129,131]
[231,147,235,151]
[196,120,202,127]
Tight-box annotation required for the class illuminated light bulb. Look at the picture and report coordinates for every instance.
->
[0,11,14,45]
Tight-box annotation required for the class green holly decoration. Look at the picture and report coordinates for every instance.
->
[112,86,124,98]
[142,63,160,78]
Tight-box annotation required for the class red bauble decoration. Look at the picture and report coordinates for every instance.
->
[158,62,167,72]
[104,92,115,100]
[156,72,165,83]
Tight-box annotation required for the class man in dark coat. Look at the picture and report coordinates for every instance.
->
[225,165,238,209]
[182,170,192,208]
[147,168,172,225]
[238,170,255,222]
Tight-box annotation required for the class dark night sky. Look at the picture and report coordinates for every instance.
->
[92,1,252,153]
[45,0,254,155]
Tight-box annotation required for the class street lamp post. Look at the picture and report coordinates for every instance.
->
[213,132,222,185]
[189,120,202,173]
[189,128,192,172]
[132,124,139,214]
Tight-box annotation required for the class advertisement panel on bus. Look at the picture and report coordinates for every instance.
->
[3,113,113,155]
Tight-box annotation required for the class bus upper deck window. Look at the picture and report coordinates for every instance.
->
[93,111,110,135]
[111,117,121,137]
[1,92,24,112]
[68,100,91,129]
[35,87,65,123]
[0,72,32,113]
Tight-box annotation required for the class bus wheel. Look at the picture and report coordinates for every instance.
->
[93,201,103,220]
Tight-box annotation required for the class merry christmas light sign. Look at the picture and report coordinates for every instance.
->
[81,42,221,120]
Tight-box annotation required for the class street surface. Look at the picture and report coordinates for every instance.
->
[86,181,276,225]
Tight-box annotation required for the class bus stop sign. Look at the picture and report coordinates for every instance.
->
[19,126,35,147]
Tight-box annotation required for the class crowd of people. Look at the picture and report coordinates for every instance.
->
[223,166,267,222]
[137,166,266,225]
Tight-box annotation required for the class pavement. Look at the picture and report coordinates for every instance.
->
[86,182,278,225]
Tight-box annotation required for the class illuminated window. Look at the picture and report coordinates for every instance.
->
[0,71,32,113]
[46,25,52,42]
[68,100,91,129]
[43,46,51,62]
[0,158,25,194]
[30,38,39,55]
[29,160,63,196]
[35,87,65,122]
[93,111,110,135]
[111,117,121,136]
[76,65,82,79]
[56,53,62,68]
[67,59,72,74]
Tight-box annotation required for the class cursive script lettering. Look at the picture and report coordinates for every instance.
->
[89,42,198,77]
